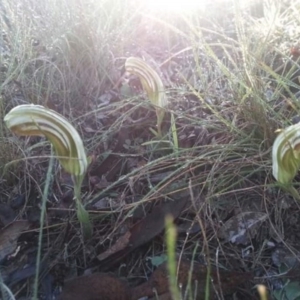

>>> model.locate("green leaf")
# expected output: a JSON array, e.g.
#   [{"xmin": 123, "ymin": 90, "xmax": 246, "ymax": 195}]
[
  {"xmin": 150, "ymin": 255, "xmax": 167, "ymax": 267},
  {"xmin": 285, "ymin": 281, "xmax": 300, "ymax": 300},
  {"xmin": 76, "ymin": 200, "xmax": 93, "ymax": 238}
]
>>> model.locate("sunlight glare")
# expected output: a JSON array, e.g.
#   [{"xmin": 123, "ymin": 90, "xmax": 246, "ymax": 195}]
[{"xmin": 140, "ymin": 0, "xmax": 207, "ymax": 13}]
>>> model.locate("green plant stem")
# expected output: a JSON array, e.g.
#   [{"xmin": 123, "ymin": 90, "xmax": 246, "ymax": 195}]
[
  {"xmin": 285, "ymin": 185, "xmax": 300, "ymax": 201},
  {"xmin": 278, "ymin": 183, "xmax": 300, "ymax": 201},
  {"xmin": 165, "ymin": 215, "xmax": 181, "ymax": 300},
  {"xmin": 73, "ymin": 174, "xmax": 92, "ymax": 238},
  {"xmin": 33, "ymin": 148, "xmax": 55, "ymax": 300}
]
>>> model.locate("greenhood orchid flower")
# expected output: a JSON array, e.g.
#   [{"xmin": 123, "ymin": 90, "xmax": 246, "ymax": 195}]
[
  {"xmin": 125, "ymin": 57, "xmax": 167, "ymax": 137},
  {"xmin": 272, "ymin": 123, "xmax": 300, "ymax": 200},
  {"xmin": 4, "ymin": 104, "xmax": 88, "ymax": 176},
  {"xmin": 4, "ymin": 104, "xmax": 92, "ymax": 236}
]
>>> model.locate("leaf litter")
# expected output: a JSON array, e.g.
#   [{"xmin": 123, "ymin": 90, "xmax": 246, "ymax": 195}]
[{"xmin": 218, "ymin": 211, "xmax": 268, "ymax": 245}]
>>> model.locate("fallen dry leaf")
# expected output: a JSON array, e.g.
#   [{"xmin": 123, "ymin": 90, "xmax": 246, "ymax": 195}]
[
  {"xmin": 96, "ymin": 198, "xmax": 187, "ymax": 264},
  {"xmin": 97, "ymin": 231, "xmax": 131, "ymax": 261},
  {"xmin": 132, "ymin": 259, "xmax": 254, "ymax": 300},
  {"xmin": 59, "ymin": 259, "xmax": 253, "ymax": 300},
  {"xmin": 58, "ymin": 273, "xmax": 130, "ymax": 300},
  {"xmin": 90, "ymin": 128, "xmax": 128, "ymax": 181},
  {"xmin": 271, "ymin": 246, "xmax": 299, "ymax": 268},
  {"xmin": 218, "ymin": 211, "xmax": 268, "ymax": 245},
  {"xmin": 0, "ymin": 203, "xmax": 16, "ymax": 226},
  {"xmin": 0, "ymin": 220, "xmax": 30, "ymax": 263}
]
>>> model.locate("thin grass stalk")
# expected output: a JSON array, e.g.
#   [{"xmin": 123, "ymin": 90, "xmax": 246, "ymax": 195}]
[
  {"xmin": 184, "ymin": 243, "xmax": 199, "ymax": 299},
  {"xmin": 171, "ymin": 113, "xmax": 179, "ymax": 154},
  {"xmin": 189, "ymin": 179, "xmax": 211, "ymax": 300},
  {"xmin": 0, "ymin": 281, "xmax": 15, "ymax": 300},
  {"xmin": 0, "ymin": 270, "xmax": 16, "ymax": 300}
]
